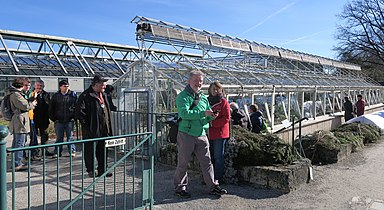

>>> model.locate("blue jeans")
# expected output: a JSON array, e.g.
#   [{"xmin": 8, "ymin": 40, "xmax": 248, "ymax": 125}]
[
  {"xmin": 12, "ymin": 133, "xmax": 27, "ymax": 167},
  {"xmin": 54, "ymin": 121, "xmax": 76, "ymax": 155},
  {"xmin": 209, "ymin": 138, "xmax": 227, "ymax": 181}
]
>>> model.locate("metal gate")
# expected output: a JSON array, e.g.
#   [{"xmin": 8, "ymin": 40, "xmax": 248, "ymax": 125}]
[
  {"xmin": 110, "ymin": 88, "xmax": 154, "ymax": 155},
  {"xmin": 1, "ymin": 87, "xmax": 159, "ymax": 209}
]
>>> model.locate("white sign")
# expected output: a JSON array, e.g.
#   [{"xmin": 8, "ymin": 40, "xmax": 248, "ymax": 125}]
[
  {"xmin": 68, "ymin": 78, "xmax": 84, "ymax": 92},
  {"xmin": 40, "ymin": 78, "xmax": 59, "ymax": 93},
  {"xmin": 105, "ymin": 138, "xmax": 126, "ymax": 147},
  {"xmin": 282, "ymin": 119, "xmax": 291, "ymax": 128}
]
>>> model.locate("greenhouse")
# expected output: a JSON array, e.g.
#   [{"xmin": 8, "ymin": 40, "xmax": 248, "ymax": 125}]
[
  {"xmin": 1, "ymin": 16, "xmax": 383, "ymax": 131},
  {"xmin": 118, "ymin": 16, "xmax": 384, "ymax": 130}
]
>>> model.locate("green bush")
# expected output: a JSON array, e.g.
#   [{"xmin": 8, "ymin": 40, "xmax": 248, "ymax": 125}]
[
  {"xmin": 231, "ymin": 126, "xmax": 299, "ymax": 166},
  {"xmin": 300, "ymin": 122, "xmax": 381, "ymax": 164},
  {"xmin": 332, "ymin": 123, "xmax": 380, "ymax": 144}
]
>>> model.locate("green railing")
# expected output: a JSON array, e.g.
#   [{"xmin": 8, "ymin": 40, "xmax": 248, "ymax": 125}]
[
  {"xmin": 0, "ymin": 126, "xmax": 8, "ymax": 210},
  {"xmin": 1, "ymin": 125, "xmax": 154, "ymax": 210}
]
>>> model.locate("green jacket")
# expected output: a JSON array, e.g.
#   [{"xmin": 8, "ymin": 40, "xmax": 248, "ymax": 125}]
[{"xmin": 176, "ymin": 89, "xmax": 213, "ymax": 137}]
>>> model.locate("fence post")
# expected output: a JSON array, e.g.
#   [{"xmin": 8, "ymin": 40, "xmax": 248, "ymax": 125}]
[{"xmin": 0, "ymin": 125, "xmax": 9, "ymax": 210}]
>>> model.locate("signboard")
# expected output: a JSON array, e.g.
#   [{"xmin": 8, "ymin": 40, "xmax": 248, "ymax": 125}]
[
  {"xmin": 40, "ymin": 78, "xmax": 58, "ymax": 93},
  {"xmin": 282, "ymin": 119, "xmax": 291, "ymax": 128},
  {"xmin": 68, "ymin": 78, "xmax": 84, "ymax": 92},
  {"xmin": 105, "ymin": 138, "xmax": 126, "ymax": 147}
]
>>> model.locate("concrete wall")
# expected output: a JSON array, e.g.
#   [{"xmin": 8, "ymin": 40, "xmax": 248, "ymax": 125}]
[{"xmin": 274, "ymin": 104, "xmax": 384, "ymax": 144}]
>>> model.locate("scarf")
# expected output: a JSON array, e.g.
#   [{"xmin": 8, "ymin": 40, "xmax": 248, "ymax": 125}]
[
  {"xmin": 208, "ymin": 93, "xmax": 223, "ymax": 106},
  {"xmin": 185, "ymin": 84, "xmax": 200, "ymax": 106}
]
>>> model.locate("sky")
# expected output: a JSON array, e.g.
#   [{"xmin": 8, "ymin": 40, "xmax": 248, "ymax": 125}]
[{"xmin": 0, "ymin": 0, "xmax": 349, "ymax": 59}]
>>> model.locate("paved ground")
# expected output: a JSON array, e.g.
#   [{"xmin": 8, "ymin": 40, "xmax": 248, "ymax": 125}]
[
  {"xmin": 152, "ymin": 139, "xmax": 384, "ymax": 210},
  {"xmin": 4, "ymin": 132, "xmax": 384, "ymax": 210}
]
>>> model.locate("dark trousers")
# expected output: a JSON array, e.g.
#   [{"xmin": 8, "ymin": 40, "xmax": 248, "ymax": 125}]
[
  {"xmin": 84, "ymin": 140, "xmax": 107, "ymax": 173},
  {"xmin": 30, "ymin": 121, "xmax": 50, "ymax": 156},
  {"xmin": 35, "ymin": 124, "xmax": 49, "ymax": 145}
]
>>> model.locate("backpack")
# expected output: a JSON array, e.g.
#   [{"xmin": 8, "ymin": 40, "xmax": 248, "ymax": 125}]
[
  {"xmin": 167, "ymin": 97, "xmax": 200, "ymax": 143},
  {"xmin": 167, "ymin": 115, "xmax": 179, "ymax": 143},
  {"xmin": 260, "ymin": 118, "xmax": 269, "ymax": 133},
  {"xmin": 1, "ymin": 94, "xmax": 13, "ymax": 121}
]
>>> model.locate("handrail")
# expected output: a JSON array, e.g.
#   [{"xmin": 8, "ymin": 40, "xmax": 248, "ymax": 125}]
[{"xmin": 273, "ymin": 117, "xmax": 309, "ymax": 134}]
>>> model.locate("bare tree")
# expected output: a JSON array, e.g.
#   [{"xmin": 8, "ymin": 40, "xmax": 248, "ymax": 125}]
[{"xmin": 335, "ymin": 0, "xmax": 384, "ymax": 82}]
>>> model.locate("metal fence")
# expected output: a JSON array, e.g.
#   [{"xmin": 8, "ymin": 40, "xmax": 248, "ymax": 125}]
[
  {"xmin": 1, "ymin": 125, "xmax": 154, "ymax": 210},
  {"xmin": 110, "ymin": 111, "xmax": 176, "ymax": 159}
]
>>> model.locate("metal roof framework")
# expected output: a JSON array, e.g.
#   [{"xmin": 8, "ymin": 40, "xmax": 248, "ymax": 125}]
[
  {"xmin": 0, "ymin": 29, "xmax": 201, "ymax": 78},
  {"xmin": 127, "ymin": 16, "xmax": 384, "ymax": 129},
  {"xmin": 130, "ymin": 16, "xmax": 381, "ymax": 92}
]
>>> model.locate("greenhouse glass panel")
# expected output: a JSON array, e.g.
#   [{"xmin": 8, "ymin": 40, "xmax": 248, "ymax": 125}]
[
  {"xmin": 274, "ymin": 93, "xmax": 288, "ymax": 125},
  {"xmin": 316, "ymin": 92, "xmax": 326, "ymax": 117},
  {"xmin": 290, "ymin": 93, "xmax": 302, "ymax": 119},
  {"xmin": 303, "ymin": 92, "xmax": 314, "ymax": 119}
]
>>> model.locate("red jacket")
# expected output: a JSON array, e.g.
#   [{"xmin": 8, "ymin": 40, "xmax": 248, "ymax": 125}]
[
  {"xmin": 208, "ymin": 98, "xmax": 231, "ymax": 140},
  {"xmin": 355, "ymin": 99, "xmax": 366, "ymax": 116}
]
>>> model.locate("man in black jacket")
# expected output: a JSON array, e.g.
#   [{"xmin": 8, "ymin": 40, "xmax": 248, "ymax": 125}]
[
  {"xmin": 343, "ymin": 96, "xmax": 354, "ymax": 122},
  {"xmin": 75, "ymin": 75, "xmax": 113, "ymax": 178},
  {"xmin": 31, "ymin": 79, "xmax": 53, "ymax": 156},
  {"xmin": 49, "ymin": 80, "xmax": 77, "ymax": 157},
  {"xmin": 249, "ymin": 104, "xmax": 263, "ymax": 133}
]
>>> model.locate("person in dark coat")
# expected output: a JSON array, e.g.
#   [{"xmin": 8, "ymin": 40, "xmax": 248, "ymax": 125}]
[
  {"xmin": 249, "ymin": 104, "xmax": 263, "ymax": 134},
  {"xmin": 31, "ymin": 79, "xmax": 53, "ymax": 156},
  {"xmin": 230, "ymin": 102, "xmax": 251, "ymax": 130},
  {"xmin": 75, "ymin": 75, "xmax": 113, "ymax": 178},
  {"xmin": 343, "ymin": 96, "xmax": 354, "ymax": 122},
  {"xmin": 49, "ymin": 80, "xmax": 77, "ymax": 157}
]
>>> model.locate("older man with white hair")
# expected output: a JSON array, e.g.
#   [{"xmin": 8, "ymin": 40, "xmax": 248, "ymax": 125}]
[{"xmin": 174, "ymin": 70, "xmax": 227, "ymax": 198}]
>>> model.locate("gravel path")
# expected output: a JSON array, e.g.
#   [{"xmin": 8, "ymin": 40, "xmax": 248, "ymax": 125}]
[{"xmin": 153, "ymin": 139, "xmax": 384, "ymax": 210}]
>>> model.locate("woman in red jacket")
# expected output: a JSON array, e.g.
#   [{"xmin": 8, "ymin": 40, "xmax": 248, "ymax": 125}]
[{"xmin": 208, "ymin": 81, "xmax": 231, "ymax": 183}]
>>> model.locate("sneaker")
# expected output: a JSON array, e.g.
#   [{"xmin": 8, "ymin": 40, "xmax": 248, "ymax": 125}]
[
  {"xmin": 88, "ymin": 171, "xmax": 96, "ymax": 178},
  {"xmin": 14, "ymin": 164, "xmax": 28, "ymax": 172},
  {"xmin": 21, "ymin": 158, "xmax": 29, "ymax": 164},
  {"xmin": 97, "ymin": 171, "xmax": 113, "ymax": 177},
  {"xmin": 31, "ymin": 156, "xmax": 41, "ymax": 161},
  {"xmin": 45, "ymin": 151, "xmax": 54, "ymax": 157},
  {"xmin": 210, "ymin": 185, "xmax": 227, "ymax": 196},
  {"xmin": 175, "ymin": 190, "xmax": 191, "ymax": 199}
]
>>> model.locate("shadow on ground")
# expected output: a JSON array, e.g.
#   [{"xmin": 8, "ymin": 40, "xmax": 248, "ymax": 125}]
[{"xmin": 152, "ymin": 163, "xmax": 284, "ymax": 206}]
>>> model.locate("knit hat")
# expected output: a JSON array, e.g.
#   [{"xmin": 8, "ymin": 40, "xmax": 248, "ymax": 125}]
[{"xmin": 59, "ymin": 80, "xmax": 69, "ymax": 87}]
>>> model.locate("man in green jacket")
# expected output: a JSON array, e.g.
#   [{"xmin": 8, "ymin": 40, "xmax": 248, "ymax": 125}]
[{"xmin": 174, "ymin": 70, "xmax": 227, "ymax": 198}]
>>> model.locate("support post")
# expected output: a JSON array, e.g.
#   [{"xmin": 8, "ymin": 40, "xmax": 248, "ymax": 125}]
[
  {"xmin": 0, "ymin": 126, "xmax": 9, "ymax": 210},
  {"xmin": 291, "ymin": 115, "xmax": 295, "ymax": 147},
  {"xmin": 271, "ymin": 86, "xmax": 276, "ymax": 130}
]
